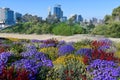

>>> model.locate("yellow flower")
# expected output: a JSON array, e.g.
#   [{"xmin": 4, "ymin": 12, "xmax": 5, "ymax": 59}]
[
  {"xmin": 7, "ymin": 37, "xmax": 20, "ymax": 42},
  {"xmin": 39, "ymin": 47, "xmax": 58, "ymax": 61},
  {"xmin": 115, "ymin": 51, "xmax": 120, "ymax": 58},
  {"xmin": 53, "ymin": 54, "xmax": 84, "ymax": 67}
]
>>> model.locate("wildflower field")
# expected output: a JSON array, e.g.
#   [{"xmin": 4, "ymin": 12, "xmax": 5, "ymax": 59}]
[{"xmin": 0, "ymin": 37, "xmax": 120, "ymax": 80}]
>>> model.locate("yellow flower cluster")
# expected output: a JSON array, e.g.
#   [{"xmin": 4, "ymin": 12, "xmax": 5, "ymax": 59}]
[
  {"xmin": 39, "ymin": 47, "xmax": 58, "ymax": 61},
  {"xmin": 39, "ymin": 47, "xmax": 58, "ymax": 53},
  {"xmin": 115, "ymin": 51, "xmax": 120, "ymax": 58},
  {"xmin": 75, "ymin": 45, "xmax": 91, "ymax": 50},
  {"xmin": 7, "ymin": 37, "xmax": 20, "ymax": 42},
  {"xmin": 53, "ymin": 54, "xmax": 84, "ymax": 66}
]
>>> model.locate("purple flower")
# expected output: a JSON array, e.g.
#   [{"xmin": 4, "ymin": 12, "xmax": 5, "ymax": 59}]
[
  {"xmin": 42, "ymin": 60, "xmax": 53, "ymax": 67},
  {"xmin": 0, "ymin": 52, "xmax": 11, "ymax": 63},
  {"xmin": 31, "ymin": 39, "xmax": 42, "ymax": 43},
  {"xmin": 76, "ymin": 48, "xmax": 92, "ymax": 57},
  {"xmin": 58, "ymin": 45, "xmax": 75, "ymax": 56},
  {"xmin": 87, "ymin": 59, "xmax": 120, "ymax": 80},
  {"xmin": 98, "ymin": 45, "xmax": 110, "ymax": 51},
  {"xmin": 98, "ymin": 38, "xmax": 112, "ymax": 46},
  {"xmin": 14, "ymin": 46, "xmax": 53, "ymax": 76}
]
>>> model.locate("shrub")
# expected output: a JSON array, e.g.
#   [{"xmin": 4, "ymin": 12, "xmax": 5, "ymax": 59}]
[
  {"xmin": 52, "ymin": 23, "xmax": 74, "ymax": 36},
  {"xmin": 47, "ymin": 54, "xmax": 91, "ymax": 80}
]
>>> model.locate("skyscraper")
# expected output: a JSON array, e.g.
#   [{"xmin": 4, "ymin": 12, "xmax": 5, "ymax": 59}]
[
  {"xmin": 53, "ymin": 4, "xmax": 63, "ymax": 19},
  {"xmin": 15, "ymin": 12, "xmax": 22, "ymax": 22},
  {"xmin": 78, "ymin": 15, "xmax": 83, "ymax": 22},
  {"xmin": 0, "ymin": 8, "xmax": 15, "ymax": 26}
]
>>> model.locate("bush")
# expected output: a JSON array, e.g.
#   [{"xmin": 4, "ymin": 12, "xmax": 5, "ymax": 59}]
[
  {"xmin": 47, "ymin": 54, "xmax": 91, "ymax": 80},
  {"xmin": 52, "ymin": 23, "xmax": 73, "ymax": 36}
]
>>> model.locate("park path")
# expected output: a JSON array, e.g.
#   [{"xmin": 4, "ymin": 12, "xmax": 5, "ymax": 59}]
[{"xmin": 0, "ymin": 33, "xmax": 120, "ymax": 42}]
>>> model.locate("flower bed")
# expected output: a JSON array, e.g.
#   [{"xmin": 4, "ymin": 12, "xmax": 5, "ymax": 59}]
[{"xmin": 0, "ymin": 38, "xmax": 120, "ymax": 80}]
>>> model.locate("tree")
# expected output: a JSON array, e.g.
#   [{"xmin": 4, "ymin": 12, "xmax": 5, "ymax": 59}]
[
  {"xmin": 68, "ymin": 14, "xmax": 77, "ymax": 26},
  {"xmin": 112, "ymin": 6, "xmax": 120, "ymax": 17},
  {"xmin": 104, "ymin": 15, "xmax": 112, "ymax": 24},
  {"xmin": 91, "ymin": 24, "xmax": 109, "ymax": 36},
  {"xmin": 22, "ymin": 14, "xmax": 42, "ymax": 23}
]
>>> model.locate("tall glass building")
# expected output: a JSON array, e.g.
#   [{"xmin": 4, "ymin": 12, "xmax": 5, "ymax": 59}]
[
  {"xmin": 0, "ymin": 8, "xmax": 15, "ymax": 25},
  {"xmin": 78, "ymin": 15, "xmax": 83, "ymax": 22},
  {"xmin": 15, "ymin": 12, "xmax": 22, "ymax": 22},
  {"xmin": 53, "ymin": 4, "xmax": 63, "ymax": 19}
]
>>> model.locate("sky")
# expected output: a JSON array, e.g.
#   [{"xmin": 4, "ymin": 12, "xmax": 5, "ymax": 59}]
[{"xmin": 0, "ymin": 0, "xmax": 120, "ymax": 20}]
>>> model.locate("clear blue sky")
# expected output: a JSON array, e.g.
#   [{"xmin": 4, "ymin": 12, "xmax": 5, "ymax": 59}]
[{"xmin": 0, "ymin": 0, "xmax": 120, "ymax": 20}]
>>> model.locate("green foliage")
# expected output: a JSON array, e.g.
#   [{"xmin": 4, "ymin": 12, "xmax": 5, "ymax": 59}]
[
  {"xmin": 91, "ymin": 24, "xmax": 109, "ymax": 36},
  {"xmin": 104, "ymin": 15, "xmax": 113, "ymax": 24},
  {"xmin": 86, "ymin": 24, "xmax": 95, "ymax": 33},
  {"xmin": 112, "ymin": 6, "xmax": 120, "ymax": 18},
  {"xmin": 22, "ymin": 13, "xmax": 42, "ymax": 23},
  {"xmin": 52, "ymin": 23, "xmax": 73, "ymax": 36},
  {"xmin": 107, "ymin": 22, "xmax": 120, "ymax": 37},
  {"xmin": 52, "ymin": 23, "xmax": 86, "ymax": 36},
  {"xmin": 7, "ymin": 55, "xmax": 23, "ymax": 66},
  {"xmin": 92, "ymin": 22, "xmax": 120, "ymax": 38},
  {"xmin": 36, "ymin": 66, "xmax": 51, "ymax": 80},
  {"xmin": 10, "ymin": 43, "xmax": 25, "ymax": 55},
  {"xmin": 74, "ymin": 39, "xmax": 91, "ymax": 50}
]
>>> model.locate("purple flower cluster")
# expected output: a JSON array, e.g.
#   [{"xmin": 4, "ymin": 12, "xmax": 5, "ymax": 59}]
[
  {"xmin": 99, "ymin": 38, "xmax": 113, "ymax": 46},
  {"xmin": 56, "ymin": 40, "xmax": 66, "ymax": 48},
  {"xmin": 13, "ymin": 45, "xmax": 53, "ymax": 76},
  {"xmin": 76, "ymin": 48, "xmax": 92, "ymax": 57},
  {"xmin": 0, "ymin": 52, "xmax": 11, "ymax": 64},
  {"xmin": 98, "ymin": 38, "xmax": 116, "ymax": 52},
  {"xmin": 58, "ymin": 45, "xmax": 75, "ymax": 56},
  {"xmin": 21, "ymin": 45, "xmax": 37, "ymax": 58},
  {"xmin": 87, "ymin": 59, "xmax": 120, "ymax": 80},
  {"xmin": 31, "ymin": 39, "xmax": 42, "ymax": 43},
  {"xmin": 0, "ymin": 52, "xmax": 11, "ymax": 74},
  {"xmin": 98, "ymin": 45, "xmax": 110, "ymax": 51}
]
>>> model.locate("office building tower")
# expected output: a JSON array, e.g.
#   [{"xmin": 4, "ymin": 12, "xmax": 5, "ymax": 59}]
[
  {"xmin": 92, "ymin": 17, "xmax": 98, "ymax": 24},
  {"xmin": 78, "ymin": 15, "xmax": 83, "ymax": 22},
  {"xmin": 0, "ymin": 8, "xmax": 15, "ymax": 25},
  {"xmin": 53, "ymin": 4, "xmax": 63, "ymax": 19},
  {"xmin": 60, "ymin": 16, "xmax": 67, "ymax": 22},
  {"xmin": 15, "ymin": 12, "xmax": 22, "ymax": 22}
]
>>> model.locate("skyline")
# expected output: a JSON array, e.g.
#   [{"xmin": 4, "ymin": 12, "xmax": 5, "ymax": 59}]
[{"xmin": 0, "ymin": 0, "xmax": 120, "ymax": 19}]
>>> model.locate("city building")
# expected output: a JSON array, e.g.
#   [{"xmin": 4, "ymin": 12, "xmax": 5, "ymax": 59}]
[
  {"xmin": 60, "ymin": 16, "xmax": 67, "ymax": 22},
  {"xmin": 98, "ymin": 19, "xmax": 104, "ymax": 24},
  {"xmin": 92, "ymin": 17, "xmax": 98, "ymax": 25},
  {"xmin": 0, "ymin": 8, "xmax": 15, "ymax": 28},
  {"xmin": 15, "ymin": 12, "xmax": 22, "ymax": 23},
  {"xmin": 46, "ymin": 6, "xmax": 58, "ymax": 23},
  {"xmin": 77, "ymin": 15, "xmax": 83, "ymax": 22},
  {"xmin": 53, "ymin": 4, "xmax": 63, "ymax": 19}
]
